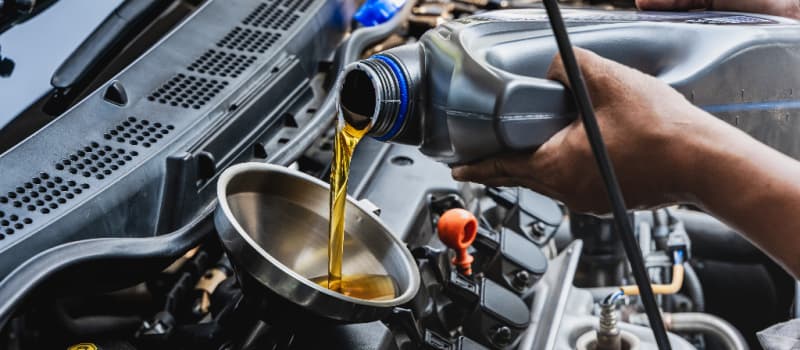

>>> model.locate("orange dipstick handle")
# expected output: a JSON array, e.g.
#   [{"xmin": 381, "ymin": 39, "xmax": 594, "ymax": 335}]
[{"xmin": 437, "ymin": 208, "xmax": 478, "ymax": 275}]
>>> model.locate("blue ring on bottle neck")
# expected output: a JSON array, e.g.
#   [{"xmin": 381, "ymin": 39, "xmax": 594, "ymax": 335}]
[{"xmin": 372, "ymin": 54, "xmax": 408, "ymax": 141}]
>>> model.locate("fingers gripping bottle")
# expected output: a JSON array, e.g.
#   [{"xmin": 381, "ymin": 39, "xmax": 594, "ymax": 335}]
[{"xmin": 337, "ymin": 9, "xmax": 800, "ymax": 164}]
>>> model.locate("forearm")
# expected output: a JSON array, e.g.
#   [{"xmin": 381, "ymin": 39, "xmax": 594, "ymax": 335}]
[{"xmin": 684, "ymin": 116, "xmax": 800, "ymax": 278}]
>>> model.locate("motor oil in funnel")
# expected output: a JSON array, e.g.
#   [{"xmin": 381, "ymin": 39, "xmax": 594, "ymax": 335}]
[{"xmin": 337, "ymin": 9, "xmax": 800, "ymax": 164}]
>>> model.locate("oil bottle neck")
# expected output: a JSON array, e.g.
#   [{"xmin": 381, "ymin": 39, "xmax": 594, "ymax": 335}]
[{"xmin": 338, "ymin": 54, "xmax": 410, "ymax": 141}]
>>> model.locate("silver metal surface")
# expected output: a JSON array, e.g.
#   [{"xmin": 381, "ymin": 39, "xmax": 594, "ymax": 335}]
[
  {"xmin": 214, "ymin": 163, "xmax": 420, "ymax": 323},
  {"xmin": 669, "ymin": 313, "xmax": 749, "ymax": 350},
  {"xmin": 576, "ymin": 330, "xmax": 641, "ymax": 350},
  {"xmin": 519, "ymin": 240, "xmax": 695, "ymax": 350},
  {"xmin": 520, "ymin": 240, "xmax": 584, "ymax": 350}
]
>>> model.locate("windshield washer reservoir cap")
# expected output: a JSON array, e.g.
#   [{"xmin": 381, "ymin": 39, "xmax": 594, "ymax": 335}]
[{"xmin": 354, "ymin": 0, "xmax": 406, "ymax": 26}]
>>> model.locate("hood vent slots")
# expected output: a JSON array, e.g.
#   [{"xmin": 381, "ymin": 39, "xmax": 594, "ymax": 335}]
[
  {"xmin": 0, "ymin": 172, "xmax": 91, "ymax": 238},
  {"xmin": 147, "ymin": 0, "xmax": 306, "ymax": 110},
  {"xmin": 242, "ymin": 2, "xmax": 283, "ymax": 29},
  {"xmin": 103, "ymin": 117, "xmax": 174, "ymax": 148},
  {"xmin": 147, "ymin": 74, "xmax": 229, "ymax": 109},
  {"xmin": 242, "ymin": 0, "xmax": 311, "ymax": 30},
  {"xmin": 0, "ymin": 122, "xmax": 171, "ymax": 241},
  {"xmin": 287, "ymin": 0, "xmax": 313, "ymax": 12},
  {"xmin": 217, "ymin": 26, "xmax": 280, "ymax": 54},
  {"xmin": 55, "ymin": 141, "xmax": 139, "ymax": 181},
  {"xmin": 0, "ymin": 209, "xmax": 32, "ymax": 238},
  {"xmin": 188, "ymin": 49, "xmax": 257, "ymax": 79}
]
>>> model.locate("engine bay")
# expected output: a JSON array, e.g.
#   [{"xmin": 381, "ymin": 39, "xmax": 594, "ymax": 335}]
[{"xmin": 0, "ymin": 0, "xmax": 795, "ymax": 349}]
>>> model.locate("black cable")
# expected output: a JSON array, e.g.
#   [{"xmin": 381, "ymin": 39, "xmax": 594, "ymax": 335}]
[
  {"xmin": 53, "ymin": 302, "xmax": 142, "ymax": 337},
  {"xmin": 538, "ymin": 1, "xmax": 672, "ymax": 349},
  {"xmin": 682, "ymin": 263, "xmax": 706, "ymax": 312}
]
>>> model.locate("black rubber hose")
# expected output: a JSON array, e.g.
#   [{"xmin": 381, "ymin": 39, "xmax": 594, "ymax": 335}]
[
  {"xmin": 54, "ymin": 302, "xmax": 141, "ymax": 337},
  {"xmin": 539, "ymin": 1, "xmax": 671, "ymax": 348},
  {"xmin": 671, "ymin": 209, "xmax": 763, "ymax": 262},
  {"xmin": 682, "ymin": 263, "xmax": 705, "ymax": 312},
  {"xmin": 0, "ymin": 202, "xmax": 216, "ymax": 330},
  {"xmin": 267, "ymin": 0, "xmax": 415, "ymax": 166}
]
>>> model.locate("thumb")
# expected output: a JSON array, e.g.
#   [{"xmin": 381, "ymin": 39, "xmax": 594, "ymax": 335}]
[
  {"xmin": 545, "ymin": 46, "xmax": 604, "ymax": 91},
  {"xmin": 546, "ymin": 47, "xmax": 626, "ymax": 106}
]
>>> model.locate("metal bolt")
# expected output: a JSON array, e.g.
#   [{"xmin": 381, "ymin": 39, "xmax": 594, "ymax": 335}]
[
  {"xmin": 512, "ymin": 270, "xmax": 531, "ymax": 290},
  {"xmin": 490, "ymin": 326, "xmax": 512, "ymax": 346},
  {"xmin": 597, "ymin": 302, "xmax": 622, "ymax": 350},
  {"xmin": 532, "ymin": 221, "xmax": 548, "ymax": 236}
]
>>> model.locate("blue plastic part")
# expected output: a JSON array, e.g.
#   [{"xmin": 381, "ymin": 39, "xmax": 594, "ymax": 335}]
[
  {"xmin": 354, "ymin": 0, "xmax": 406, "ymax": 27},
  {"xmin": 372, "ymin": 55, "xmax": 408, "ymax": 142},
  {"xmin": 673, "ymin": 249, "xmax": 685, "ymax": 264}
]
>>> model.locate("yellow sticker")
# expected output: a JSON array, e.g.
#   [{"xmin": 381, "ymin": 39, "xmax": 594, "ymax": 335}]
[{"xmin": 67, "ymin": 343, "xmax": 98, "ymax": 350}]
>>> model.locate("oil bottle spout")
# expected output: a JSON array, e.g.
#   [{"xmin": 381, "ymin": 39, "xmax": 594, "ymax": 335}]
[{"xmin": 337, "ymin": 44, "xmax": 423, "ymax": 143}]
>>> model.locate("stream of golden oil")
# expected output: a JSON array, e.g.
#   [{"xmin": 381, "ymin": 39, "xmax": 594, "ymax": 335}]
[{"xmin": 327, "ymin": 117, "xmax": 398, "ymax": 300}]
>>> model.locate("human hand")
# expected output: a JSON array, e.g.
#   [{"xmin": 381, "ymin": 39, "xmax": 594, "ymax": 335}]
[
  {"xmin": 451, "ymin": 48, "xmax": 724, "ymax": 214},
  {"xmin": 635, "ymin": 0, "xmax": 800, "ymax": 19}
]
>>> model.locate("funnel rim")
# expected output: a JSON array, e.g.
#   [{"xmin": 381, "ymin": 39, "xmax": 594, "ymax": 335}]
[{"xmin": 216, "ymin": 163, "xmax": 420, "ymax": 311}]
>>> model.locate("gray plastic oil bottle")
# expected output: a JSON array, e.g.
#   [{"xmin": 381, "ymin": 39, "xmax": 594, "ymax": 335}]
[{"xmin": 337, "ymin": 9, "xmax": 800, "ymax": 164}]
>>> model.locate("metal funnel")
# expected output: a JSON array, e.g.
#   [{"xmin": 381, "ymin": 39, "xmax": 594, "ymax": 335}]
[{"xmin": 214, "ymin": 163, "xmax": 420, "ymax": 323}]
